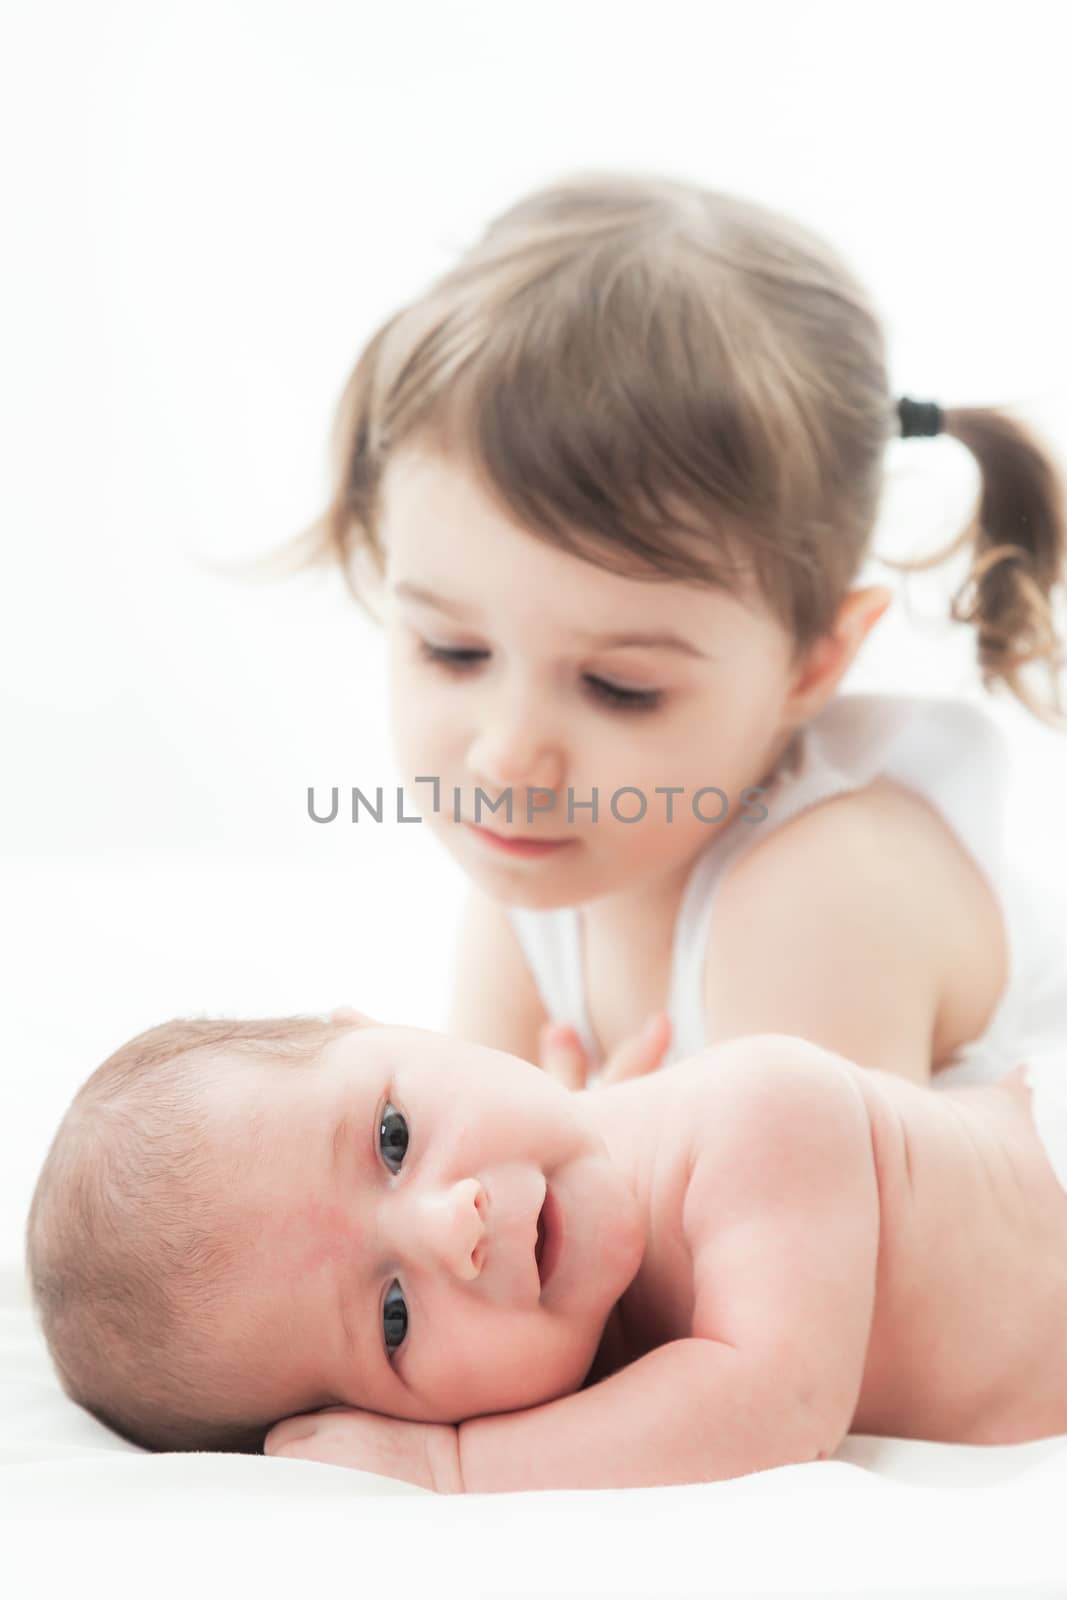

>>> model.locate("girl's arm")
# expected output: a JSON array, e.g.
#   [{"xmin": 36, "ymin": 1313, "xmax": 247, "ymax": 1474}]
[
  {"xmin": 448, "ymin": 885, "xmax": 671, "ymax": 1088},
  {"xmin": 700, "ymin": 796, "xmax": 969, "ymax": 1084},
  {"xmin": 446, "ymin": 886, "xmax": 549, "ymax": 1063}
]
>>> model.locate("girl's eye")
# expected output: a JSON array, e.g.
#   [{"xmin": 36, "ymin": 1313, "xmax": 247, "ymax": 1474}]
[
  {"xmin": 379, "ymin": 1102, "xmax": 408, "ymax": 1173},
  {"xmin": 383, "ymin": 1280, "xmax": 408, "ymax": 1358},
  {"xmin": 418, "ymin": 642, "xmax": 662, "ymax": 713},
  {"xmin": 418, "ymin": 642, "xmax": 488, "ymax": 670},
  {"xmin": 588, "ymin": 677, "xmax": 661, "ymax": 712}
]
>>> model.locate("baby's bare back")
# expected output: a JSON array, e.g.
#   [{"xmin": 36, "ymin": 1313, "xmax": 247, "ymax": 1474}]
[{"xmin": 851, "ymin": 1061, "xmax": 1067, "ymax": 1443}]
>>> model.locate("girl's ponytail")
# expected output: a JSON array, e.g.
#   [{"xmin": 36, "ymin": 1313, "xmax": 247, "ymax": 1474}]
[{"xmin": 888, "ymin": 404, "xmax": 1067, "ymax": 726}]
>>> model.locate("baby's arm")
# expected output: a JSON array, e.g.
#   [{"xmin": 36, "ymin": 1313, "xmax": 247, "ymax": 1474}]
[
  {"xmin": 456, "ymin": 1049, "xmax": 880, "ymax": 1491},
  {"xmin": 265, "ymin": 1336, "xmax": 838, "ymax": 1493},
  {"xmin": 457, "ymin": 1336, "xmax": 829, "ymax": 1493}
]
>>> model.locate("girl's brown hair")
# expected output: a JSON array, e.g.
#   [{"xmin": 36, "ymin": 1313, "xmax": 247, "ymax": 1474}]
[{"xmin": 296, "ymin": 170, "xmax": 1067, "ymax": 724}]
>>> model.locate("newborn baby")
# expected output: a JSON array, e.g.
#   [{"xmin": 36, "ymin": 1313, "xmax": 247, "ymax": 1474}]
[{"xmin": 24, "ymin": 1011, "xmax": 1067, "ymax": 1492}]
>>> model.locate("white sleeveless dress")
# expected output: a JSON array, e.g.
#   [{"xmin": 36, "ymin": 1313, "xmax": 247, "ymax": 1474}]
[{"xmin": 506, "ymin": 693, "xmax": 1067, "ymax": 1089}]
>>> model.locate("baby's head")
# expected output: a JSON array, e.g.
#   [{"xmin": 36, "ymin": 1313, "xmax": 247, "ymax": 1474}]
[{"xmin": 25, "ymin": 1014, "xmax": 643, "ymax": 1453}]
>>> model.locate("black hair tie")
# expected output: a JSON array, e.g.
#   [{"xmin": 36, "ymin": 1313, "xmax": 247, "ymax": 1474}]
[{"xmin": 897, "ymin": 396, "xmax": 943, "ymax": 438}]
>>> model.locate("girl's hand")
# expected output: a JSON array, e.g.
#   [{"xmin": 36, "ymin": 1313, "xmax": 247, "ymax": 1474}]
[
  {"xmin": 537, "ymin": 1011, "xmax": 672, "ymax": 1090},
  {"xmin": 264, "ymin": 1405, "xmax": 463, "ymax": 1494}
]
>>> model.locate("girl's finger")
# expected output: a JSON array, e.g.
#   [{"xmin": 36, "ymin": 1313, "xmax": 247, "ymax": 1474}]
[
  {"xmin": 598, "ymin": 1011, "xmax": 672, "ymax": 1085},
  {"xmin": 538, "ymin": 1022, "xmax": 588, "ymax": 1091}
]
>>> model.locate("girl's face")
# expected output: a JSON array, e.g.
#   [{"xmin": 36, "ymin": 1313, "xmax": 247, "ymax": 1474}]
[{"xmin": 378, "ymin": 449, "xmax": 815, "ymax": 911}]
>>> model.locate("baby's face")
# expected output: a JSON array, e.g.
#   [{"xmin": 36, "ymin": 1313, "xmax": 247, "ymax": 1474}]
[{"xmin": 208, "ymin": 1022, "xmax": 645, "ymax": 1427}]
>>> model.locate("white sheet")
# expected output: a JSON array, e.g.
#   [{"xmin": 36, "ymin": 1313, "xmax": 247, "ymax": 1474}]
[{"xmin": 4, "ymin": 1242, "xmax": 1067, "ymax": 1597}]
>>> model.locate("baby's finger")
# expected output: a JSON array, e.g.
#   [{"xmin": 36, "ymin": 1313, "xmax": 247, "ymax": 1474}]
[
  {"xmin": 263, "ymin": 1416, "xmax": 317, "ymax": 1454},
  {"xmin": 538, "ymin": 1022, "xmax": 588, "ymax": 1091},
  {"xmin": 599, "ymin": 1011, "xmax": 672, "ymax": 1085}
]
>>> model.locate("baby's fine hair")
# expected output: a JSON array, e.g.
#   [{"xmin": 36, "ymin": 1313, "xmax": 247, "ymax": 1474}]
[
  {"xmin": 24, "ymin": 1015, "xmax": 347, "ymax": 1455},
  {"xmin": 296, "ymin": 168, "xmax": 1066, "ymax": 723}
]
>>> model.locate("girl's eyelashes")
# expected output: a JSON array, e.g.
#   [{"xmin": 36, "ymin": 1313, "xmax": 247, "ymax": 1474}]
[{"xmin": 416, "ymin": 641, "xmax": 663, "ymax": 713}]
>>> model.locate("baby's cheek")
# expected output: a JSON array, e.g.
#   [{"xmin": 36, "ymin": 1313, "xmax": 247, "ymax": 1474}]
[{"xmin": 283, "ymin": 1199, "xmax": 359, "ymax": 1274}]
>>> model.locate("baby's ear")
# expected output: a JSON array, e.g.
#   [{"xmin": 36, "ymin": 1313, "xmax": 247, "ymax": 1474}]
[{"xmin": 328, "ymin": 1006, "xmax": 377, "ymax": 1028}]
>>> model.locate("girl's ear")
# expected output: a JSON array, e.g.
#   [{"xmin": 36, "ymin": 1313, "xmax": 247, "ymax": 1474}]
[{"xmin": 785, "ymin": 584, "xmax": 892, "ymax": 719}]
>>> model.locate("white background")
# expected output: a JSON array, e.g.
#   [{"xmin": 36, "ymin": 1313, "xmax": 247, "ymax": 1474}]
[{"xmin": 2, "ymin": 0, "xmax": 1065, "ymax": 1272}]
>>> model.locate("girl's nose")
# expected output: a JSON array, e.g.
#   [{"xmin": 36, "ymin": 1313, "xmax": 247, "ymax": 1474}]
[
  {"xmin": 416, "ymin": 1177, "xmax": 488, "ymax": 1280},
  {"xmin": 468, "ymin": 720, "xmax": 564, "ymax": 798}
]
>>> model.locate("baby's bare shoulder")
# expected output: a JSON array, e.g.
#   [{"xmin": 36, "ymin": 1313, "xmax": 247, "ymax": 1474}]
[
  {"xmin": 669, "ymin": 1034, "xmax": 877, "ymax": 1231},
  {"xmin": 671, "ymin": 1032, "xmax": 871, "ymax": 1136},
  {"xmin": 659, "ymin": 1035, "xmax": 882, "ymax": 1363}
]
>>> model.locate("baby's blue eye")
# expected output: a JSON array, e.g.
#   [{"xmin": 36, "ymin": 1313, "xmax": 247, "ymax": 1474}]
[
  {"xmin": 379, "ymin": 1102, "xmax": 408, "ymax": 1173},
  {"xmin": 383, "ymin": 1281, "xmax": 408, "ymax": 1357}
]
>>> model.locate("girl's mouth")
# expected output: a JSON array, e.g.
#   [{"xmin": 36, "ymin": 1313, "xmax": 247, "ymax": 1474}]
[{"xmin": 466, "ymin": 824, "xmax": 572, "ymax": 859}]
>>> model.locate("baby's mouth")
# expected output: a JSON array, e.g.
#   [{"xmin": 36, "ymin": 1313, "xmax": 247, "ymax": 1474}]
[{"xmin": 534, "ymin": 1184, "xmax": 562, "ymax": 1291}]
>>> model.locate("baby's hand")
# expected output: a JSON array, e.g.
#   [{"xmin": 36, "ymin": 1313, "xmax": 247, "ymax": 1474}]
[
  {"xmin": 538, "ymin": 1011, "xmax": 671, "ymax": 1090},
  {"xmin": 264, "ymin": 1405, "xmax": 463, "ymax": 1493}
]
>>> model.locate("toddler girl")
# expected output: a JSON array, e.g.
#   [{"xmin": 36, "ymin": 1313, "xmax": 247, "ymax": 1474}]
[{"xmin": 290, "ymin": 171, "xmax": 1067, "ymax": 1092}]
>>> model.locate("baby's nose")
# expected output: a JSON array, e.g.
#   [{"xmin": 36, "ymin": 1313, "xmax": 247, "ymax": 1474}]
[{"xmin": 420, "ymin": 1178, "xmax": 487, "ymax": 1279}]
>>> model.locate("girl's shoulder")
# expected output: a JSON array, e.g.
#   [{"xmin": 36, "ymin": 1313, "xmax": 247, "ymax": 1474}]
[
  {"xmin": 674, "ymin": 693, "xmax": 1014, "ymax": 1074},
  {"xmin": 738, "ymin": 764, "xmax": 998, "ymax": 933},
  {"xmin": 808, "ymin": 691, "xmax": 1010, "ymax": 779},
  {"xmin": 760, "ymin": 691, "xmax": 1011, "ymax": 883},
  {"xmin": 714, "ymin": 769, "xmax": 1008, "ymax": 1072},
  {"xmin": 736, "ymin": 771, "xmax": 959, "ymax": 890}
]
